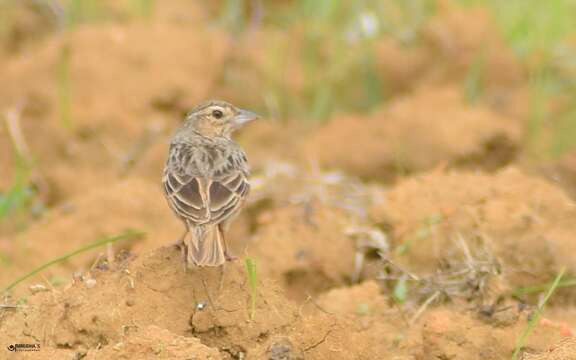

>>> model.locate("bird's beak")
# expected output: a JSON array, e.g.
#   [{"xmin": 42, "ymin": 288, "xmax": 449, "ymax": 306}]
[{"xmin": 233, "ymin": 109, "xmax": 259, "ymax": 127}]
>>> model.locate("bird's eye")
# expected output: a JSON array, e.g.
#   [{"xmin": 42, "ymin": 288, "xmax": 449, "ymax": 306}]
[{"xmin": 212, "ymin": 109, "xmax": 223, "ymax": 119}]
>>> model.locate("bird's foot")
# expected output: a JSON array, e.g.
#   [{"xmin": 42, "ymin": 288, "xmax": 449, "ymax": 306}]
[
  {"xmin": 224, "ymin": 251, "xmax": 238, "ymax": 262},
  {"xmin": 172, "ymin": 237, "xmax": 184, "ymax": 248},
  {"xmin": 173, "ymin": 241, "xmax": 189, "ymax": 272}
]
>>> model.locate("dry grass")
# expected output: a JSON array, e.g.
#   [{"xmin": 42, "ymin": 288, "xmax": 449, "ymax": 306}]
[{"xmin": 379, "ymin": 233, "xmax": 503, "ymax": 322}]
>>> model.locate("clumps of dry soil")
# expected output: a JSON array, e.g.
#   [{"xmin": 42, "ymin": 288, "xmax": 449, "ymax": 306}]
[
  {"xmin": 83, "ymin": 325, "xmax": 221, "ymax": 360},
  {"xmin": 1, "ymin": 246, "xmax": 298, "ymax": 359},
  {"xmin": 541, "ymin": 150, "xmax": 576, "ymax": 201},
  {"xmin": 0, "ymin": 16, "xmax": 228, "ymax": 200},
  {"xmin": 304, "ymin": 86, "xmax": 521, "ymax": 181},
  {"xmin": 420, "ymin": 307, "xmax": 563, "ymax": 359},
  {"xmin": 4, "ymin": 251, "xmax": 568, "ymax": 360},
  {"xmin": 524, "ymin": 338, "xmax": 576, "ymax": 360},
  {"xmin": 423, "ymin": 1, "xmax": 524, "ymax": 93},
  {"xmin": 4, "ymin": 164, "xmax": 576, "ymax": 359},
  {"xmin": 0, "ymin": 178, "xmax": 183, "ymax": 296},
  {"xmin": 247, "ymin": 202, "xmax": 357, "ymax": 301},
  {"xmin": 372, "ymin": 167, "xmax": 576, "ymax": 299}
]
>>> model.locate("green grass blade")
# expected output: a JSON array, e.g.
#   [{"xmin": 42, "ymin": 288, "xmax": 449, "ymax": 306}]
[
  {"xmin": 464, "ymin": 52, "xmax": 485, "ymax": 104},
  {"xmin": 512, "ymin": 267, "xmax": 566, "ymax": 359},
  {"xmin": 2, "ymin": 230, "xmax": 145, "ymax": 293},
  {"xmin": 393, "ymin": 275, "xmax": 408, "ymax": 304},
  {"xmin": 513, "ymin": 278, "xmax": 576, "ymax": 297},
  {"xmin": 245, "ymin": 257, "xmax": 257, "ymax": 320}
]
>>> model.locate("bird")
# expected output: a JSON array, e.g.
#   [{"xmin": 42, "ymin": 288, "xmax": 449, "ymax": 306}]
[{"xmin": 162, "ymin": 100, "xmax": 258, "ymax": 267}]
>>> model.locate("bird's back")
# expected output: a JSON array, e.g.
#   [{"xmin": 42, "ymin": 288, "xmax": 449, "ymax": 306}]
[
  {"xmin": 168, "ymin": 132, "xmax": 248, "ymax": 179},
  {"xmin": 163, "ymin": 132, "xmax": 250, "ymax": 227}
]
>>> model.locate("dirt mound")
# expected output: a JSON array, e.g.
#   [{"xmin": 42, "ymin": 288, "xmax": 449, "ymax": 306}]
[
  {"xmin": 1, "ymin": 245, "xmax": 570, "ymax": 359},
  {"xmin": 373, "ymin": 38, "xmax": 430, "ymax": 96},
  {"xmin": 421, "ymin": 308, "xmax": 564, "ymax": 360},
  {"xmin": 1, "ymin": 246, "xmax": 298, "ymax": 359},
  {"xmin": 0, "ymin": 20, "xmax": 228, "ymax": 131},
  {"xmin": 307, "ymin": 281, "xmax": 418, "ymax": 359},
  {"xmin": 524, "ymin": 338, "xmax": 576, "ymax": 360},
  {"xmin": 370, "ymin": 0, "xmax": 528, "ymax": 123},
  {"xmin": 0, "ymin": 18, "xmax": 228, "ymax": 203},
  {"xmin": 372, "ymin": 167, "xmax": 576, "ymax": 292},
  {"xmin": 373, "ymin": 0, "xmax": 525, "ymax": 107},
  {"xmin": 0, "ymin": 1, "xmax": 58, "ymax": 55},
  {"xmin": 84, "ymin": 325, "xmax": 221, "ymax": 360},
  {"xmin": 542, "ymin": 150, "xmax": 576, "ymax": 200},
  {"xmin": 247, "ymin": 202, "xmax": 357, "ymax": 301},
  {"xmin": 423, "ymin": 1, "xmax": 524, "ymax": 92},
  {"xmin": 305, "ymin": 86, "xmax": 521, "ymax": 181},
  {"xmin": 0, "ymin": 178, "xmax": 182, "ymax": 296}
]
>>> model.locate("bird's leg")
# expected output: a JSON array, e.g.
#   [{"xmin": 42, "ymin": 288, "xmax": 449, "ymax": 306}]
[
  {"xmin": 219, "ymin": 224, "xmax": 237, "ymax": 262},
  {"xmin": 174, "ymin": 225, "xmax": 189, "ymax": 271},
  {"xmin": 218, "ymin": 263, "xmax": 226, "ymax": 291}
]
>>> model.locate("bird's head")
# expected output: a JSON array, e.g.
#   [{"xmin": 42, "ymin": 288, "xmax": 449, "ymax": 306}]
[{"xmin": 183, "ymin": 100, "xmax": 259, "ymax": 138}]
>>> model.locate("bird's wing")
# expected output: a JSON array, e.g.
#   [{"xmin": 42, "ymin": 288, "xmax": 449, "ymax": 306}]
[
  {"xmin": 163, "ymin": 145, "xmax": 249, "ymax": 226},
  {"xmin": 206, "ymin": 170, "xmax": 250, "ymax": 224}
]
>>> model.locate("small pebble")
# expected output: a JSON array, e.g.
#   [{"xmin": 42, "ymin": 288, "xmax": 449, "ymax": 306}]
[
  {"xmin": 28, "ymin": 284, "xmax": 48, "ymax": 294},
  {"xmin": 72, "ymin": 272, "xmax": 83, "ymax": 283},
  {"xmin": 85, "ymin": 278, "xmax": 97, "ymax": 288}
]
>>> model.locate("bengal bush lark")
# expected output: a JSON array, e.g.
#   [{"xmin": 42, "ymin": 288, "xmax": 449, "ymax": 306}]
[{"xmin": 163, "ymin": 100, "xmax": 258, "ymax": 267}]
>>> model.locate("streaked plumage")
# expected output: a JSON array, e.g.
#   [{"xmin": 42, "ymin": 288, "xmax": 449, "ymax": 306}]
[{"xmin": 162, "ymin": 100, "xmax": 257, "ymax": 267}]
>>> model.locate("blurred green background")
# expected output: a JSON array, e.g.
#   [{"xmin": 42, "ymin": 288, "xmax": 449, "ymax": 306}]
[{"xmin": 1, "ymin": 0, "xmax": 576, "ymax": 229}]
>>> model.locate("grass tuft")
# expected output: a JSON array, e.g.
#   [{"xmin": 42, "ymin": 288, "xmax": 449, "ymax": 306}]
[
  {"xmin": 1, "ymin": 109, "xmax": 41, "ymax": 229},
  {"xmin": 0, "ymin": 168, "xmax": 34, "ymax": 221}
]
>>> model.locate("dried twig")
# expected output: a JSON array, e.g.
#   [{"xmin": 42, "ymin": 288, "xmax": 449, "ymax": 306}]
[
  {"xmin": 0, "ymin": 304, "xmax": 21, "ymax": 309},
  {"xmin": 410, "ymin": 291, "xmax": 440, "ymax": 325},
  {"xmin": 5, "ymin": 105, "xmax": 30, "ymax": 159},
  {"xmin": 4, "ymin": 104, "xmax": 49, "ymax": 198}
]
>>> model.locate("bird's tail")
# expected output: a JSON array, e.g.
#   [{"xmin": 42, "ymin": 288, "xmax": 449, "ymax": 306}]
[{"xmin": 185, "ymin": 224, "xmax": 226, "ymax": 267}]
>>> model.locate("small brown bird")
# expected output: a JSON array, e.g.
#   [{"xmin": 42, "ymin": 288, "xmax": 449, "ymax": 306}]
[{"xmin": 162, "ymin": 100, "xmax": 258, "ymax": 267}]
